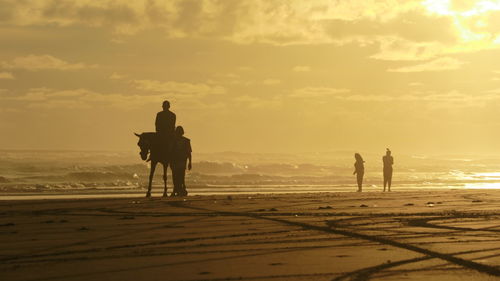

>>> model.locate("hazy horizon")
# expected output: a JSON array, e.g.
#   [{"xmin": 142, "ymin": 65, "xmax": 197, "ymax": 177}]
[
  {"xmin": 4, "ymin": 147, "xmax": 500, "ymax": 159},
  {"xmin": 2, "ymin": 1, "xmax": 500, "ymax": 154}
]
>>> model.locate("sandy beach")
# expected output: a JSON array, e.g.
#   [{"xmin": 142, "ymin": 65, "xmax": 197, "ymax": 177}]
[{"xmin": 1, "ymin": 190, "xmax": 500, "ymax": 281}]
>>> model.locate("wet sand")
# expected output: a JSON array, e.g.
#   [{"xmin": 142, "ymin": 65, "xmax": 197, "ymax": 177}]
[{"xmin": 1, "ymin": 190, "xmax": 500, "ymax": 281}]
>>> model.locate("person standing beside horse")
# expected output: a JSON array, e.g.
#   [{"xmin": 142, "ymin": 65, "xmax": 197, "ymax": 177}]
[{"xmin": 171, "ymin": 126, "xmax": 192, "ymax": 196}]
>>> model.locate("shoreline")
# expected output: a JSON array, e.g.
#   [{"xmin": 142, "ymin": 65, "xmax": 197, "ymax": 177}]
[{"xmin": 1, "ymin": 184, "xmax": 499, "ymax": 201}]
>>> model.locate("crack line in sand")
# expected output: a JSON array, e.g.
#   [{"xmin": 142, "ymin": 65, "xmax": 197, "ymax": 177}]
[{"xmin": 172, "ymin": 203, "xmax": 500, "ymax": 277}]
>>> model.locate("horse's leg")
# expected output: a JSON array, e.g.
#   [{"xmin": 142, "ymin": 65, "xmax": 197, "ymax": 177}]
[
  {"xmin": 162, "ymin": 163, "xmax": 168, "ymax": 197},
  {"xmin": 147, "ymin": 161, "xmax": 157, "ymax": 197}
]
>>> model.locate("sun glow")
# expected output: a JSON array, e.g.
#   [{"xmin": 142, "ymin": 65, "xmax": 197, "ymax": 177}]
[
  {"xmin": 423, "ymin": 0, "xmax": 500, "ymax": 17},
  {"xmin": 422, "ymin": 0, "xmax": 500, "ymax": 47}
]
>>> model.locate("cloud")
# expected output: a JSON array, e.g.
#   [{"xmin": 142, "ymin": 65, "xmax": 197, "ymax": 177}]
[
  {"xmin": 408, "ymin": 82, "xmax": 424, "ymax": 86},
  {"xmin": 110, "ymin": 72, "xmax": 126, "ymax": 80},
  {"xmin": 132, "ymin": 79, "xmax": 226, "ymax": 95},
  {"xmin": 1, "ymin": 55, "xmax": 95, "ymax": 71},
  {"xmin": 262, "ymin": 79, "xmax": 281, "ymax": 85},
  {"xmin": 0, "ymin": 79, "xmax": 228, "ymax": 111},
  {"xmin": 292, "ymin": 66, "xmax": 311, "ymax": 72},
  {"xmin": 289, "ymin": 87, "xmax": 497, "ymax": 106},
  {"xmin": 388, "ymin": 57, "xmax": 465, "ymax": 72},
  {"xmin": 292, "ymin": 87, "xmax": 351, "ymax": 98},
  {"xmin": 0, "ymin": 0, "xmax": 439, "ymax": 46},
  {"xmin": 0, "ymin": 72, "xmax": 14, "ymax": 79},
  {"xmin": 492, "ymin": 70, "xmax": 500, "ymax": 81},
  {"xmin": 233, "ymin": 95, "xmax": 283, "ymax": 109},
  {"xmin": 10, "ymin": 0, "xmax": 500, "ymax": 55},
  {"xmin": 238, "ymin": 66, "xmax": 253, "ymax": 71},
  {"xmin": 0, "ymin": 0, "xmax": 141, "ymax": 34},
  {"xmin": 2, "ymin": 0, "xmax": 499, "ymax": 56},
  {"xmin": 0, "ymin": 86, "xmax": 233, "ymax": 112},
  {"xmin": 0, "ymin": 87, "xmax": 188, "ymax": 109},
  {"xmin": 370, "ymin": 36, "xmax": 445, "ymax": 61}
]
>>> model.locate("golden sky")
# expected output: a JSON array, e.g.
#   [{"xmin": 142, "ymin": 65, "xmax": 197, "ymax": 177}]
[{"xmin": 1, "ymin": 0, "xmax": 500, "ymax": 154}]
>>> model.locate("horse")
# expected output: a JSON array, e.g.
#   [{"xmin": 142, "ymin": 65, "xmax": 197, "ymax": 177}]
[{"xmin": 134, "ymin": 132, "xmax": 170, "ymax": 197}]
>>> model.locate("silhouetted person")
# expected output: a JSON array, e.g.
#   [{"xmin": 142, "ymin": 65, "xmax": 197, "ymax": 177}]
[
  {"xmin": 156, "ymin": 101, "xmax": 176, "ymax": 134},
  {"xmin": 155, "ymin": 100, "xmax": 176, "ymax": 159},
  {"xmin": 353, "ymin": 153, "xmax": 365, "ymax": 192},
  {"xmin": 171, "ymin": 126, "xmax": 192, "ymax": 196},
  {"xmin": 383, "ymin": 148, "xmax": 394, "ymax": 192}
]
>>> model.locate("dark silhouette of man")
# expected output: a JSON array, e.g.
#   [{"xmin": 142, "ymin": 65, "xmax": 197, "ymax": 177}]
[
  {"xmin": 171, "ymin": 126, "xmax": 192, "ymax": 196},
  {"xmin": 155, "ymin": 100, "xmax": 176, "ymax": 159},
  {"xmin": 156, "ymin": 100, "xmax": 176, "ymax": 135}
]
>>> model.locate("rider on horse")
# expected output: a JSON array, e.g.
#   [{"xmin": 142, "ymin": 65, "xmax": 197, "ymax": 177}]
[{"xmin": 155, "ymin": 100, "xmax": 176, "ymax": 160}]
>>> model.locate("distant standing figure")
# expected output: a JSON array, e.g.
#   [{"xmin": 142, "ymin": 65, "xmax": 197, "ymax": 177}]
[
  {"xmin": 171, "ymin": 126, "xmax": 192, "ymax": 196},
  {"xmin": 383, "ymin": 148, "xmax": 394, "ymax": 192},
  {"xmin": 353, "ymin": 153, "xmax": 365, "ymax": 192}
]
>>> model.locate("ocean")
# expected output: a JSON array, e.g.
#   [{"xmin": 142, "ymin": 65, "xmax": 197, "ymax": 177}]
[{"xmin": 1, "ymin": 150, "xmax": 500, "ymax": 200}]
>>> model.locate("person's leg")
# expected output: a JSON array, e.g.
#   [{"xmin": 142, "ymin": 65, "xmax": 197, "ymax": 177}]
[
  {"xmin": 179, "ymin": 161, "xmax": 187, "ymax": 196},
  {"xmin": 171, "ymin": 163, "xmax": 181, "ymax": 196},
  {"xmin": 181, "ymin": 183, "xmax": 188, "ymax": 196},
  {"xmin": 360, "ymin": 172, "xmax": 364, "ymax": 191},
  {"xmin": 383, "ymin": 171, "xmax": 387, "ymax": 192},
  {"xmin": 357, "ymin": 173, "xmax": 363, "ymax": 192},
  {"xmin": 179, "ymin": 170, "xmax": 186, "ymax": 196},
  {"xmin": 388, "ymin": 171, "xmax": 392, "ymax": 191}
]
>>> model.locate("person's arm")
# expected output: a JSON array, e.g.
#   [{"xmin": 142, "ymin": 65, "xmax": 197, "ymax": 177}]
[
  {"xmin": 155, "ymin": 113, "xmax": 160, "ymax": 132},
  {"xmin": 353, "ymin": 164, "xmax": 357, "ymax": 175},
  {"xmin": 187, "ymin": 139, "xmax": 192, "ymax": 170}
]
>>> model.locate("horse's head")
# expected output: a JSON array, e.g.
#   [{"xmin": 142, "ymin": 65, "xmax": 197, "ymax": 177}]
[{"xmin": 134, "ymin": 133, "xmax": 149, "ymax": 161}]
